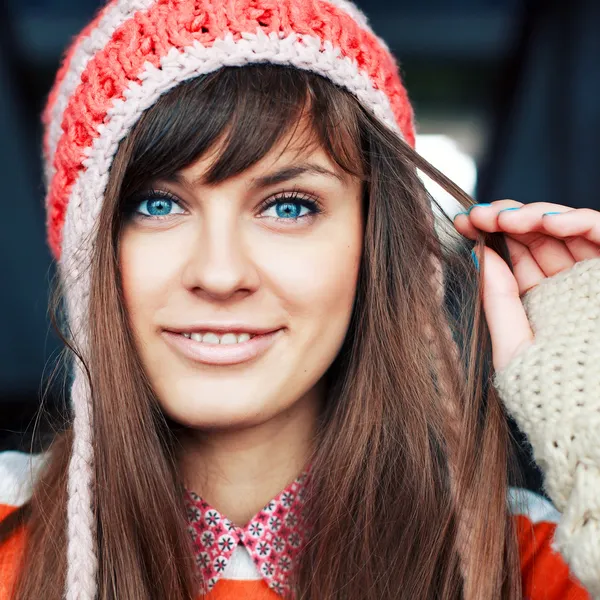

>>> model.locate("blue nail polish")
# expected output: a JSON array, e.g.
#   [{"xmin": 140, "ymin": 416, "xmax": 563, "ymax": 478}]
[
  {"xmin": 453, "ymin": 211, "xmax": 468, "ymax": 220},
  {"xmin": 471, "ymin": 249, "xmax": 479, "ymax": 271},
  {"xmin": 467, "ymin": 203, "xmax": 491, "ymax": 214},
  {"xmin": 543, "ymin": 212, "xmax": 562, "ymax": 216},
  {"xmin": 498, "ymin": 207, "xmax": 520, "ymax": 213}
]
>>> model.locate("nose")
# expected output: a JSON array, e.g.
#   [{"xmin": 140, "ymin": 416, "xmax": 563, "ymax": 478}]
[{"xmin": 181, "ymin": 205, "xmax": 259, "ymax": 301}]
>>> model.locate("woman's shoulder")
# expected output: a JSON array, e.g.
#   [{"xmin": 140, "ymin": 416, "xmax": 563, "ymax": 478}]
[
  {"xmin": 0, "ymin": 455, "xmax": 592, "ymax": 599},
  {"xmin": 0, "ymin": 449, "xmax": 50, "ymax": 598},
  {"xmin": 0, "ymin": 450, "xmax": 50, "ymax": 599},
  {"xmin": 508, "ymin": 486, "xmax": 591, "ymax": 599},
  {"xmin": 0, "ymin": 450, "xmax": 49, "ymax": 508}
]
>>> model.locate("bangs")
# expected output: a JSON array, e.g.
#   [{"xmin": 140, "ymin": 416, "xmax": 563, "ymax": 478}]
[{"xmin": 118, "ymin": 64, "xmax": 365, "ymax": 202}]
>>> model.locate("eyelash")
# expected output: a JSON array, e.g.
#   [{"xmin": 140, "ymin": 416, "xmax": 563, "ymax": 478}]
[
  {"xmin": 256, "ymin": 190, "xmax": 322, "ymax": 223},
  {"xmin": 126, "ymin": 188, "xmax": 323, "ymax": 223},
  {"xmin": 125, "ymin": 189, "xmax": 182, "ymax": 219}
]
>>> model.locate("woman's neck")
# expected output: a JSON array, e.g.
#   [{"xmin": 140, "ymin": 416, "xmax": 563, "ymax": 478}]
[{"xmin": 178, "ymin": 383, "xmax": 323, "ymax": 525}]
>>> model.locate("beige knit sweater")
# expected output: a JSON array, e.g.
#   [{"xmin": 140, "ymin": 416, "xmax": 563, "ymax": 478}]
[{"xmin": 493, "ymin": 256, "xmax": 600, "ymax": 599}]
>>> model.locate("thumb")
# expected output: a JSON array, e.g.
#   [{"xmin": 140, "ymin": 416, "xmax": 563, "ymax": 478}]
[{"xmin": 475, "ymin": 245, "xmax": 534, "ymax": 372}]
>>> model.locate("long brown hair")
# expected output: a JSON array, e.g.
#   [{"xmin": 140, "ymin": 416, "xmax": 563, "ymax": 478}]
[{"xmin": 1, "ymin": 64, "xmax": 523, "ymax": 599}]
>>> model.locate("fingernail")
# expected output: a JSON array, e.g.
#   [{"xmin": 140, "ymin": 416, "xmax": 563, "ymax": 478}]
[
  {"xmin": 498, "ymin": 207, "xmax": 521, "ymax": 213},
  {"xmin": 453, "ymin": 211, "xmax": 468, "ymax": 220},
  {"xmin": 471, "ymin": 248, "xmax": 479, "ymax": 271},
  {"xmin": 467, "ymin": 203, "xmax": 492, "ymax": 214},
  {"xmin": 543, "ymin": 211, "xmax": 562, "ymax": 216}
]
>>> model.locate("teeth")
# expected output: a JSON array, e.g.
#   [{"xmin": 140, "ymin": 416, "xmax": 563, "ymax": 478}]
[
  {"xmin": 220, "ymin": 333, "xmax": 238, "ymax": 345},
  {"xmin": 182, "ymin": 331, "xmax": 257, "ymax": 344},
  {"xmin": 202, "ymin": 332, "xmax": 220, "ymax": 344}
]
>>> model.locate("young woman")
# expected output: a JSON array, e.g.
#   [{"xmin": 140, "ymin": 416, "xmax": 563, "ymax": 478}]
[{"xmin": 1, "ymin": 1, "xmax": 599, "ymax": 599}]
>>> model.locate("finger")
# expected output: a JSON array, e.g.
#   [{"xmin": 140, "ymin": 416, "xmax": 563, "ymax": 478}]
[
  {"xmin": 502, "ymin": 236, "xmax": 547, "ymax": 296},
  {"xmin": 452, "ymin": 200, "xmax": 524, "ymax": 240},
  {"xmin": 462, "ymin": 203, "xmax": 593, "ymax": 276},
  {"xmin": 455, "ymin": 200, "xmax": 579, "ymax": 239},
  {"xmin": 452, "ymin": 211, "xmax": 478, "ymax": 240},
  {"xmin": 476, "ymin": 245, "xmax": 534, "ymax": 372},
  {"xmin": 469, "ymin": 200, "xmax": 577, "ymax": 233},
  {"xmin": 497, "ymin": 208, "xmax": 599, "ymax": 273},
  {"xmin": 540, "ymin": 209, "xmax": 600, "ymax": 258},
  {"xmin": 509, "ymin": 232, "xmax": 576, "ymax": 277},
  {"xmin": 469, "ymin": 203, "xmax": 600, "ymax": 245},
  {"xmin": 560, "ymin": 237, "xmax": 600, "ymax": 262}
]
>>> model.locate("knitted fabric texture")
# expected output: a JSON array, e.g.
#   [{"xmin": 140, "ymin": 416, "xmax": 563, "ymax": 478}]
[
  {"xmin": 42, "ymin": 0, "xmax": 415, "ymax": 260},
  {"xmin": 493, "ymin": 256, "xmax": 600, "ymax": 599}
]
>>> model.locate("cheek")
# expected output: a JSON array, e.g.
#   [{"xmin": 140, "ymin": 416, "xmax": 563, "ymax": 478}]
[
  {"xmin": 264, "ymin": 214, "xmax": 363, "ymax": 333},
  {"xmin": 119, "ymin": 228, "xmax": 182, "ymax": 332}
]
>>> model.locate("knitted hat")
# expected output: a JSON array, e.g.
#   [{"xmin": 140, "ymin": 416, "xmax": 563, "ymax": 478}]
[{"xmin": 42, "ymin": 1, "xmax": 427, "ymax": 597}]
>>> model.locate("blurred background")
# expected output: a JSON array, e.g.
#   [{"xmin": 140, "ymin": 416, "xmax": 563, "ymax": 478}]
[{"xmin": 1, "ymin": 0, "xmax": 599, "ymax": 494}]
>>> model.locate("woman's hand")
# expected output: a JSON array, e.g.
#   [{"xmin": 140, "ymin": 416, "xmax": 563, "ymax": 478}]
[{"xmin": 453, "ymin": 200, "xmax": 600, "ymax": 372}]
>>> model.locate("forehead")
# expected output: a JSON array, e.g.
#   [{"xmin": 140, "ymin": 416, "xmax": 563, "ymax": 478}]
[
  {"xmin": 121, "ymin": 80, "xmax": 363, "ymax": 200},
  {"xmin": 174, "ymin": 117, "xmax": 348, "ymax": 187}
]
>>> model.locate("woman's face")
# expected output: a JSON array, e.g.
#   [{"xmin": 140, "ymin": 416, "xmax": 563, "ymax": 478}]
[{"xmin": 119, "ymin": 127, "xmax": 363, "ymax": 429}]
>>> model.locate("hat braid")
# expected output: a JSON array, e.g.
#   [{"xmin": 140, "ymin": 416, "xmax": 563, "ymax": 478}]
[{"xmin": 65, "ymin": 365, "xmax": 98, "ymax": 600}]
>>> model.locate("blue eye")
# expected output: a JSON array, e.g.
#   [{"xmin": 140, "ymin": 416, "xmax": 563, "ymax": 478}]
[
  {"xmin": 135, "ymin": 196, "xmax": 185, "ymax": 217},
  {"xmin": 261, "ymin": 195, "xmax": 319, "ymax": 220}
]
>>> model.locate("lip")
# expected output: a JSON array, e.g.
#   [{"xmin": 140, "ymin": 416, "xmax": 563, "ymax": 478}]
[
  {"xmin": 166, "ymin": 323, "xmax": 280, "ymax": 335},
  {"xmin": 162, "ymin": 328, "xmax": 285, "ymax": 366}
]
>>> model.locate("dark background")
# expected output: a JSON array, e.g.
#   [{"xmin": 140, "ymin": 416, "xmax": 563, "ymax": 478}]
[{"xmin": 1, "ymin": 0, "xmax": 599, "ymax": 494}]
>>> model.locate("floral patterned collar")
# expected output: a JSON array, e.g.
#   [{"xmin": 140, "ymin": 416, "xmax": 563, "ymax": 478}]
[{"xmin": 184, "ymin": 469, "xmax": 311, "ymax": 596}]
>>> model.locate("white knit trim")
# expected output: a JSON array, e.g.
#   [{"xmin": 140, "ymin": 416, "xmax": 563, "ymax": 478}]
[
  {"xmin": 65, "ymin": 364, "xmax": 97, "ymax": 600},
  {"xmin": 60, "ymin": 28, "xmax": 400, "ymax": 320},
  {"xmin": 507, "ymin": 486, "xmax": 561, "ymax": 525},
  {"xmin": 44, "ymin": 0, "xmax": 383, "ymax": 188},
  {"xmin": 0, "ymin": 451, "xmax": 50, "ymax": 507}
]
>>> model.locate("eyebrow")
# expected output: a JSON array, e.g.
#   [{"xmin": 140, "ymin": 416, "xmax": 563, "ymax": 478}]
[
  {"xmin": 247, "ymin": 163, "xmax": 346, "ymax": 189},
  {"xmin": 168, "ymin": 162, "xmax": 346, "ymax": 191}
]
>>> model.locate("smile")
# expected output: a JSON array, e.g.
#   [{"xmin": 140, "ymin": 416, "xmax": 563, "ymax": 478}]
[
  {"xmin": 180, "ymin": 331, "xmax": 255, "ymax": 344},
  {"xmin": 162, "ymin": 328, "xmax": 284, "ymax": 366}
]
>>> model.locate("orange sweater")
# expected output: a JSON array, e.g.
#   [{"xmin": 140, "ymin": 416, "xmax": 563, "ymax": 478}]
[{"xmin": 0, "ymin": 495, "xmax": 591, "ymax": 600}]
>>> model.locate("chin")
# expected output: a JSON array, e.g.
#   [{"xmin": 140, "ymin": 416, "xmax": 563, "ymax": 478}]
[
  {"xmin": 149, "ymin": 344, "xmax": 323, "ymax": 431},
  {"xmin": 159, "ymin": 388, "xmax": 283, "ymax": 431}
]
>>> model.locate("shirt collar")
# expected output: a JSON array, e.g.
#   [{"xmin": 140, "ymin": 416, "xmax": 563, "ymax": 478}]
[{"xmin": 184, "ymin": 469, "xmax": 310, "ymax": 596}]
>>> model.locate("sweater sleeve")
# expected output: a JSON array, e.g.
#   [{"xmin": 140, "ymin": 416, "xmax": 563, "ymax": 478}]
[{"xmin": 492, "ymin": 256, "xmax": 600, "ymax": 599}]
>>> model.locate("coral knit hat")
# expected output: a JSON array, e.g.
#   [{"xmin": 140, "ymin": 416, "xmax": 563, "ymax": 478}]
[{"xmin": 41, "ymin": 1, "xmax": 426, "ymax": 598}]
